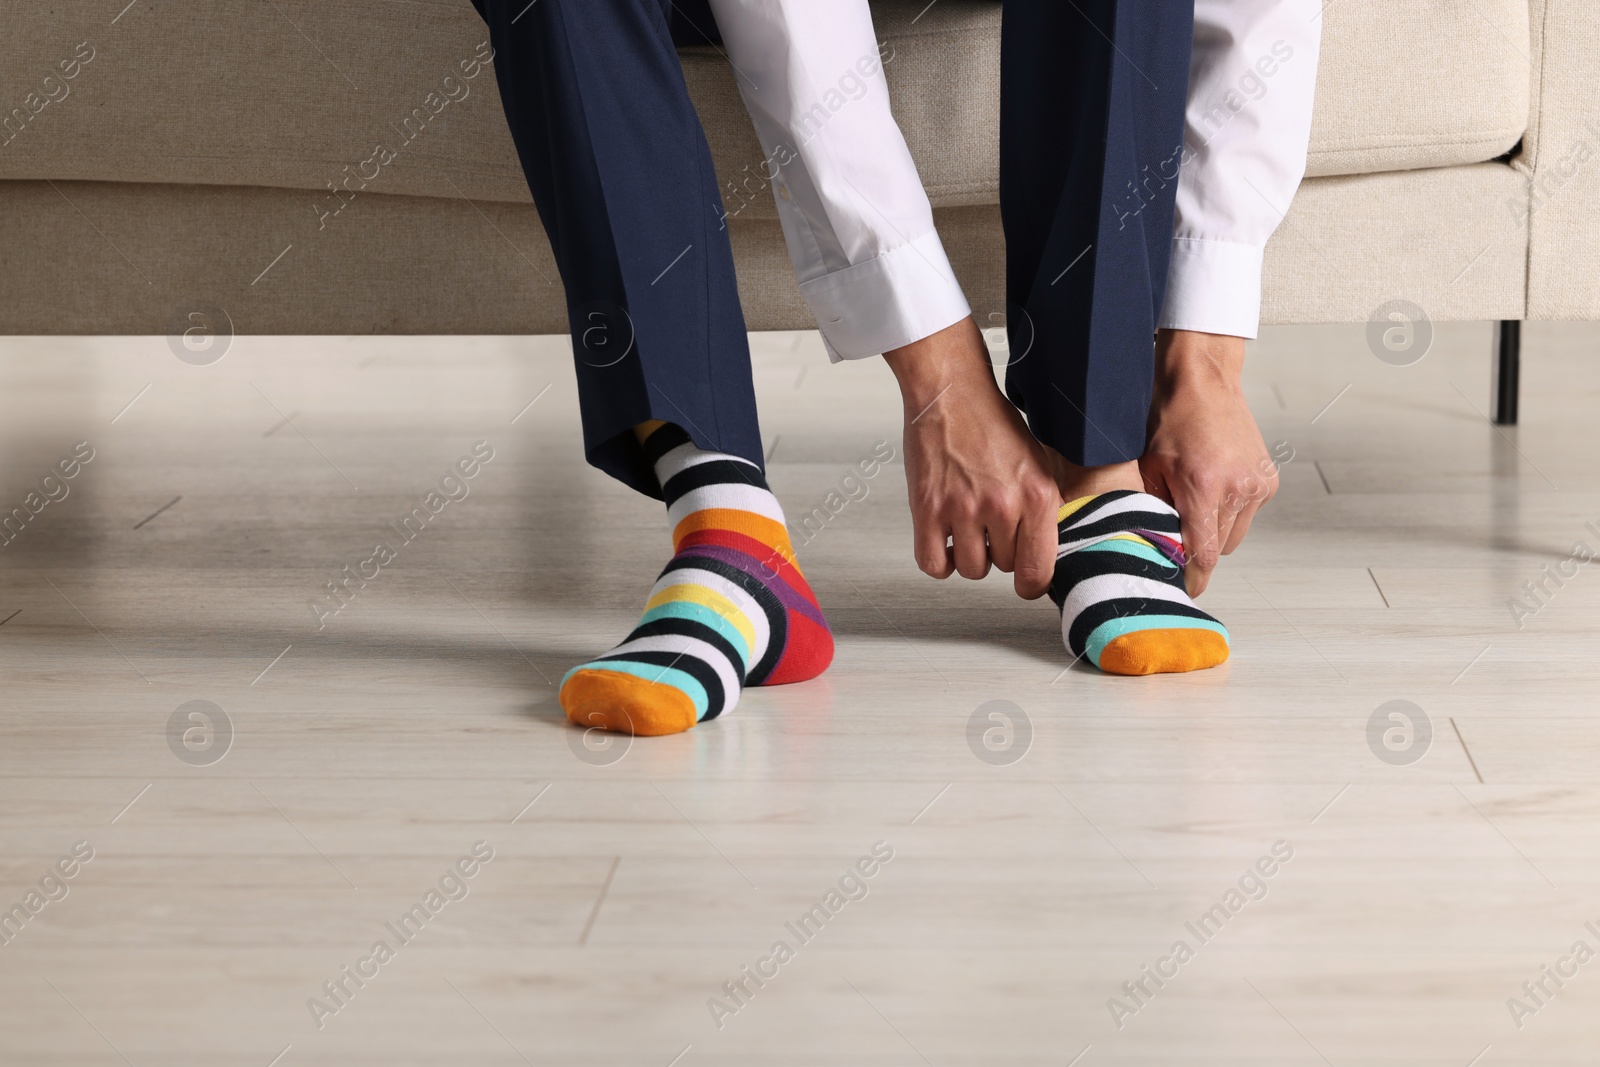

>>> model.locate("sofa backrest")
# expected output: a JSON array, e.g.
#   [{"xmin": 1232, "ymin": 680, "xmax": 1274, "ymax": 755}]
[{"xmin": 0, "ymin": 0, "xmax": 1536, "ymax": 212}]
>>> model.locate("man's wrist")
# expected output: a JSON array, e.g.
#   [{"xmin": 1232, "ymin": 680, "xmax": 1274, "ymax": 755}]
[
  {"xmin": 1155, "ymin": 329, "xmax": 1246, "ymax": 395},
  {"xmin": 883, "ymin": 318, "xmax": 994, "ymax": 413}
]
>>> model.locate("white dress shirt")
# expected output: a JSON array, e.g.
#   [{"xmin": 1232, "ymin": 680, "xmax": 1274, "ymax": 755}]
[
  {"xmin": 707, "ymin": 0, "xmax": 1322, "ymax": 355},
  {"xmin": 707, "ymin": 0, "xmax": 972, "ymax": 361},
  {"xmin": 1161, "ymin": 0, "xmax": 1323, "ymax": 338}
]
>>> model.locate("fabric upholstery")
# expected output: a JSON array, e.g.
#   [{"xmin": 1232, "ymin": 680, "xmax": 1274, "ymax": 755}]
[
  {"xmin": 1303, "ymin": 0, "xmax": 1529, "ymax": 177},
  {"xmin": 0, "ymin": 1, "xmax": 1583, "ymax": 330},
  {"xmin": 0, "ymin": 180, "xmax": 1005, "ymax": 336},
  {"xmin": 1523, "ymin": 0, "xmax": 1600, "ymax": 318},
  {"xmin": 1262, "ymin": 163, "xmax": 1528, "ymax": 325},
  {"xmin": 0, "ymin": 0, "xmax": 1534, "ymax": 201},
  {"xmin": 0, "ymin": 171, "xmax": 1523, "ymax": 335}
]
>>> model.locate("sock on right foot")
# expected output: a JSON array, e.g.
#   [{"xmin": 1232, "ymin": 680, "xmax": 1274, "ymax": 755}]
[{"xmin": 1049, "ymin": 491, "xmax": 1230, "ymax": 675}]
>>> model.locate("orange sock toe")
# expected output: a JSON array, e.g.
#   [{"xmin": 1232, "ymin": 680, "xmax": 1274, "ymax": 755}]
[
  {"xmin": 561, "ymin": 669, "xmax": 700, "ymax": 737},
  {"xmin": 1096, "ymin": 629, "xmax": 1230, "ymax": 676}
]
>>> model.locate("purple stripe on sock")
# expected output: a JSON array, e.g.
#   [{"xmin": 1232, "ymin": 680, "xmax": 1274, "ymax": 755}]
[
  {"xmin": 1133, "ymin": 528, "xmax": 1188, "ymax": 567},
  {"xmin": 677, "ymin": 545, "xmax": 827, "ymax": 627}
]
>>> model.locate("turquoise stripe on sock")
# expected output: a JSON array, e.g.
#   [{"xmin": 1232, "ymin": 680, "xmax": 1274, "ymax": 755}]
[
  {"xmin": 1084, "ymin": 614, "xmax": 1230, "ymax": 666},
  {"xmin": 560, "ymin": 660, "xmax": 711, "ymax": 721},
  {"xmin": 640, "ymin": 601, "xmax": 753, "ymax": 670},
  {"xmin": 1081, "ymin": 538, "xmax": 1180, "ymax": 572}
]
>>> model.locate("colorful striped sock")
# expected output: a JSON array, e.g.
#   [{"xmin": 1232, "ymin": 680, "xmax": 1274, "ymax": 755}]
[
  {"xmin": 1049, "ymin": 491, "xmax": 1230, "ymax": 675},
  {"xmin": 560, "ymin": 425, "xmax": 834, "ymax": 736}
]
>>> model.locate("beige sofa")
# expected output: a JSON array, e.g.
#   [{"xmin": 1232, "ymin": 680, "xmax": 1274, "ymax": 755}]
[{"xmin": 2, "ymin": 1, "xmax": 1595, "ymax": 415}]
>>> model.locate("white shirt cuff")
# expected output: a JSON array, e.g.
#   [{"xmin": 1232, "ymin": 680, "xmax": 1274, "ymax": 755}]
[
  {"xmin": 1158, "ymin": 237, "xmax": 1265, "ymax": 339},
  {"xmin": 799, "ymin": 230, "xmax": 972, "ymax": 362}
]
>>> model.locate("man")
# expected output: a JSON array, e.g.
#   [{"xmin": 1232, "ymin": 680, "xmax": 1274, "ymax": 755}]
[{"xmin": 469, "ymin": 0, "xmax": 1319, "ymax": 736}]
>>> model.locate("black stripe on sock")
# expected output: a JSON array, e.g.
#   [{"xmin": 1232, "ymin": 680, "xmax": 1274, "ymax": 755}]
[
  {"xmin": 659, "ymin": 555, "xmax": 788, "ymax": 685},
  {"xmin": 662, "ymin": 457, "xmax": 766, "ymax": 506},
  {"xmin": 641, "ymin": 423, "xmax": 694, "ymax": 467},
  {"xmin": 627, "ymin": 617, "xmax": 749, "ymax": 684},
  {"xmin": 1062, "ymin": 492, "xmax": 1181, "ymax": 536},
  {"xmin": 1049, "ymin": 547, "xmax": 1186, "ymax": 608},
  {"xmin": 591, "ymin": 648, "xmax": 727, "ymax": 721},
  {"xmin": 1061, "ymin": 510, "xmax": 1182, "ymax": 546},
  {"xmin": 1066, "ymin": 598, "xmax": 1218, "ymax": 658},
  {"xmin": 1061, "ymin": 491, "xmax": 1149, "ymax": 533}
]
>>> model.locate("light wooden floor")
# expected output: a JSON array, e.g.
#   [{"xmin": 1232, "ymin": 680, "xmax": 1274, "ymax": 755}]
[{"xmin": 2, "ymin": 323, "xmax": 1599, "ymax": 1065}]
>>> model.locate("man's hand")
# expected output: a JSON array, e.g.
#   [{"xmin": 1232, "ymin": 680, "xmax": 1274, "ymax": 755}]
[
  {"xmin": 883, "ymin": 318, "xmax": 1061, "ymax": 599},
  {"xmin": 1139, "ymin": 329, "xmax": 1279, "ymax": 597}
]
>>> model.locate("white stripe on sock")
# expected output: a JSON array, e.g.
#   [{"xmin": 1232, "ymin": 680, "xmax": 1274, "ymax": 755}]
[
  {"xmin": 654, "ymin": 441, "xmax": 759, "ymax": 485},
  {"xmin": 667, "ymin": 483, "xmax": 787, "ymax": 529},
  {"xmin": 1060, "ymin": 495, "xmax": 1183, "ymax": 558},
  {"xmin": 1059, "ymin": 572, "xmax": 1195, "ymax": 637}
]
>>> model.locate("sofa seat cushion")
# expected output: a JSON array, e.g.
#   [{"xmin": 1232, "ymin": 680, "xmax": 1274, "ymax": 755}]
[{"xmin": 1304, "ymin": 0, "xmax": 1529, "ymax": 177}]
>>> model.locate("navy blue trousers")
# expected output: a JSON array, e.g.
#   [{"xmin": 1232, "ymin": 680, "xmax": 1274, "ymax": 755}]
[
  {"xmin": 1002, "ymin": 1, "xmax": 1194, "ymax": 467},
  {"xmin": 472, "ymin": 0, "xmax": 758, "ymax": 497},
  {"xmin": 473, "ymin": 0, "xmax": 1192, "ymax": 491}
]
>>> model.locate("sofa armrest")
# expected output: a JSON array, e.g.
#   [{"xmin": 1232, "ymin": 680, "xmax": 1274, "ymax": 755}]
[{"xmin": 1523, "ymin": 0, "xmax": 1600, "ymax": 318}]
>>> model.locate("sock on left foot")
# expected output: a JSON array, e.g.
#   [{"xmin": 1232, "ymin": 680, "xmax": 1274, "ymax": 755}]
[
  {"xmin": 559, "ymin": 426, "xmax": 833, "ymax": 736},
  {"xmin": 1049, "ymin": 491, "xmax": 1230, "ymax": 675}
]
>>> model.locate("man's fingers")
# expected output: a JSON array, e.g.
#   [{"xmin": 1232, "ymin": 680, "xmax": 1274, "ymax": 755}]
[
  {"xmin": 1212, "ymin": 501, "xmax": 1236, "ymax": 575},
  {"xmin": 1222, "ymin": 497, "xmax": 1260, "ymax": 555},
  {"xmin": 951, "ymin": 522, "xmax": 991, "ymax": 580},
  {"xmin": 987, "ymin": 528, "xmax": 1016, "ymax": 575},
  {"xmin": 1140, "ymin": 463, "xmax": 1174, "ymax": 506},
  {"xmin": 1222, "ymin": 469, "xmax": 1275, "ymax": 555},
  {"xmin": 913, "ymin": 512, "xmax": 955, "ymax": 579},
  {"xmin": 1180, "ymin": 507, "xmax": 1220, "ymax": 598},
  {"xmin": 1013, "ymin": 495, "xmax": 1060, "ymax": 600}
]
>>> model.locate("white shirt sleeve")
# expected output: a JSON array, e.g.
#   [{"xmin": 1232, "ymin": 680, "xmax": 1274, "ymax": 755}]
[
  {"xmin": 705, "ymin": 0, "xmax": 972, "ymax": 361},
  {"xmin": 1158, "ymin": 0, "xmax": 1323, "ymax": 339}
]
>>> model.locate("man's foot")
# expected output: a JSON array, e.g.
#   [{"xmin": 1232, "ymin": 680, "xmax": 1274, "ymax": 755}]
[
  {"xmin": 1049, "ymin": 491, "xmax": 1230, "ymax": 675},
  {"xmin": 1043, "ymin": 452, "xmax": 1144, "ymax": 501},
  {"xmin": 560, "ymin": 424, "xmax": 833, "ymax": 736}
]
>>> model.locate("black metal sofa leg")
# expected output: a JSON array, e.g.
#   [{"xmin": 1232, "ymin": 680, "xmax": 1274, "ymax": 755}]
[{"xmin": 1493, "ymin": 320, "xmax": 1520, "ymax": 426}]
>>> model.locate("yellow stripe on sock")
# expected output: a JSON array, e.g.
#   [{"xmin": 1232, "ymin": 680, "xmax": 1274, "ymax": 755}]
[
  {"xmin": 645, "ymin": 583, "xmax": 758, "ymax": 653},
  {"xmin": 1057, "ymin": 495, "xmax": 1099, "ymax": 524}
]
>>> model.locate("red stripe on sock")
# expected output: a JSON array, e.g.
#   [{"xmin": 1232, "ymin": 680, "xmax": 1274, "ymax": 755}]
[
  {"xmin": 677, "ymin": 527, "xmax": 831, "ymax": 685},
  {"xmin": 763, "ymin": 610, "xmax": 834, "ymax": 685}
]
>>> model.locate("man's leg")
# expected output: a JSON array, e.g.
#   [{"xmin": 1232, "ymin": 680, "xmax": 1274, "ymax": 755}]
[
  {"xmin": 1001, "ymin": 0, "xmax": 1191, "ymax": 478},
  {"xmin": 473, "ymin": 0, "xmax": 758, "ymax": 494},
  {"xmin": 1000, "ymin": 1, "xmax": 1230, "ymax": 675},
  {"xmin": 474, "ymin": 0, "xmax": 831, "ymax": 734}
]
